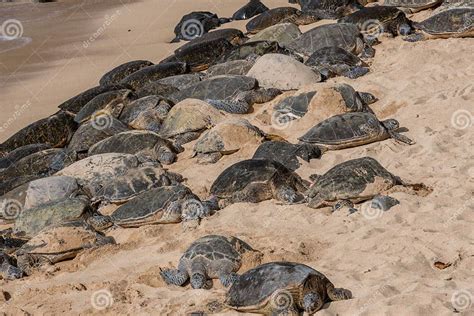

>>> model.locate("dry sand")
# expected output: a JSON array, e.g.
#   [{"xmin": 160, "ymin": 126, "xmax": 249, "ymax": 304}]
[{"xmin": 1, "ymin": 0, "xmax": 473, "ymax": 315}]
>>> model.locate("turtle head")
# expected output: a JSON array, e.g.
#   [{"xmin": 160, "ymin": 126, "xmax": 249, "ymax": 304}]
[
  {"xmin": 398, "ymin": 23, "xmax": 412, "ymax": 36},
  {"xmin": 382, "ymin": 119, "xmax": 399, "ymax": 131},
  {"xmin": 190, "ymin": 272, "xmax": 207, "ymax": 289}
]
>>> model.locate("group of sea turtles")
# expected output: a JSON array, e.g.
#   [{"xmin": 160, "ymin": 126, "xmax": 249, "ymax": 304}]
[{"xmin": 0, "ymin": 0, "xmax": 471, "ymax": 314}]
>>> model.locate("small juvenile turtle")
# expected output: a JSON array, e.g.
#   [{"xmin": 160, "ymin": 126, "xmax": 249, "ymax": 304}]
[
  {"xmin": 305, "ymin": 46, "xmax": 369, "ymax": 79},
  {"xmin": 119, "ymin": 96, "xmax": 172, "ymax": 133},
  {"xmin": 306, "ymin": 157, "xmax": 430, "ymax": 208},
  {"xmin": 205, "ymin": 60, "xmax": 255, "ymax": 78},
  {"xmin": 74, "ymin": 89, "xmax": 136, "ymax": 123},
  {"xmin": 14, "ymin": 197, "xmax": 112, "ymax": 239},
  {"xmin": 210, "ymin": 159, "xmax": 308, "ymax": 208},
  {"xmin": 160, "ymin": 235, "xmax": 261, "ymax": 289},
  {"xmin": 120, "ymin": 62, "xmax": 188, "ymax": 90},
  {"xmin": 0, "ymin": 143, "xmax": 51, "ymax": 169},
  {"xmin": 157, "ymin": 73, "xmax": 203, "ymax": 90},
  {"xmin": 273, "ymin": 90, "xmax": 317, "ymax": 121},
  {"xmin": 88, "ymin": 130, "xmax": 180, "ymax": 164},
  {"xmin": 404, "ymin": 8, "xmax": 474, "ymax": 41},
  {"xmin": 226, "ymin": 262, "xmax": 352, "ymax": 314},
  {"xmin": 68, "ymin": 116, "xmax": 129, "ymax": 155},
  {"xmin": 99, "ymin": 60, "xmax": 154, "ymax": 86},
  {"xmin": 246, "ymin": 7, "xmax": 316, "ymax": 34},
  {"xmin": 16, "ymin": 221, "xmax": 115, "ymax": 275},
  {"xmin": 338, "ymin": 6, "xmax": 412, "ymax": 37},
  {"xmin": 252, "ymin": 141, "xmax": 321, "ymax": 171},
  {"xmin": 232, "ymin": 0, "xmax": 269, "ymax": 20},
  {"xmin": 0, "ymin": 111, "xmax": 76, "ymax": 155},
  {"xmin": 293, "ymin": 0, "xmax": 362, "ymax": 19},
  {"xmin": 159, "ymin": 99, "xmax": 226, "ymax": 146},
  {"xmin": 58, "ymin": 84, "xmax": 130, "ymax": 113},
  {"xmin": 383, "ymin": 0, "xmax": 442, "ymax": 13},
  {"xmin": 110, "ymin": 185, "xmax": 213, "ymax": 227},
  {"xmin": 171, "ymin": 11, "xmax": 231, "ymax": 43},
  {"xmin": 193, "ymin": 119, "xmax": 267, "ymax": 164},
  {"xmin": 298, "ymin": 112, "xmax": 415, "ymax": 152},
  {"xmin": 1, "ymin": 251, "xmax": 23, "ymax": 280},
  {"xmin": 288, "ymin": 23, "xmax": 375, "ymax": 58}
]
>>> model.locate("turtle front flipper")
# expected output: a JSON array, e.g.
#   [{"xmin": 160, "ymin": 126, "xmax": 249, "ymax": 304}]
[
  {"xmin": 160, "ymin": 267, "xmax": 189, "ymax": 286},
  {"xmin": 388, "ymin": 130, "xmax": 416, "ymax": 145},
  {"xmin": 326, "ymin": 283, "xmax": 352, "ymax": 301},
  {"xmin": 219, "ymin": 272, "xmax": 239, "ymax": 287},
  {"xmin": 403, "ymin": 32, "xmax": 426, "ymax": 42},
  {"xmin": 341, "ymin": 66, "xmax": 370, "ymax": 79},
  {"xmin": 332, "ymin": 200, "xmax": 357, "ymax": 213},
  {"xmin": 206, "ymin": 99, "xmax": 250, "ymax": 114},
  {"xmin": 196, "ymin": 152, "xmax": 223, "ymax": 164}
]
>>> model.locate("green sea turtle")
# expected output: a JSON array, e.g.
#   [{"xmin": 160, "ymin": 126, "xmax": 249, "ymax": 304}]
[
  {"xmin": 110, "ymin": 184, "xmax": 213, "ymax": 227},
  {"xmin": 433, "ymin": 0, "xmax": 474, "ymax": 14},
  {"xmin": 220, "ymin": 40, "xmax": 303, "ymax": 63},
  {"xmin": 288, "ymin": 23, "xmax": 375, "ymax": 58},
  {"xmin": 306, "ymin": 157, "xmax": 431, "ymax": 209},
  {"xmin": 160, "ymin": 235, "xmax": 261, "ymax": 289},
  {"xmin": 1, "ymin": 251, "xmax": 23, "ymax": 280},
  {"xmin": 159, "ymin": 99, "xmax": 226, "ymax": 147},
  {"xmin": 157, "ymin": 73, "xmax": 203, "ymax": 90},
  {"xmin": 22, "ymin": 175, "xmax": 80, "ymax": 210},
  {"xmin": 404, "ymin": 8, "xmax": 474, "ymax": 41},
  {"xmin": 193, "ymin": 119, "xmax": 267, "ymax": 164},
  {"xmin": 175, "ymin": 28, "xmax": 246, "ymax": 52},
  {"xmin": 383, "ymin": 0, "xmax": 442, "ymax": 13},
  {"xmin": 0, "ymin": 148, "xmax": 77, "ymax": 195},
  {"xmin": 68, "ymin": 116, "xmax": 129, "ymax": 155},
  {"xmin": 14, "ymin": 196, "xmax": 112, "ymax": 239},
  {"xmin": 58, "ymin": 84, "xmax": 130, "ymax": 113},
  {"xmin": 99, "ymin": 60, "xmax": 154, "ymax": 86},
  {"xmin": 171, "ymin": 11, "xmax": 231, "ymax": 43},
  {"xmin": 246, "ymin": 7, "xmax": 317, "ymax": 34},
  {"xmin": 291, "ymin": 0, "xmax": 362, "ymax": 19},
  {"xmin": 120, "ymin": 62, "xmax": 188, "ymax": 90},
  {"xmin": 252, "ymin": 140, "xmax": 321, "ymax": 171},
  {"xmin": 205, "ymin": 60, "xmax": 255, "ymax": 78},
  {"xmin": 338, "ymin": 6, "xmax": 412, "ymax": 37},
  {"xmin": 119, "ymin": 95, "xmax": 172, "ymax": 133},
  {"xmin": 210, "ymin": 159, "xmax": 308, "ymax": 208},
  {"xmin": 88, "ymin": 130, "xmax": 181, "ymax": 165},
  {"xmin": 225, "ymin": 262, "xmax": 352, "ymax": 314},
  {"xmin": 0, "ymin": 143, "xmax": 51, "ymax": 169},
  {"xmin": 74, "ymin": 89, "xmax": 136, "ymax": 123},
  {"xmin": 16, "ymin": 221, "xmax": 115, "ymax": 275},
  {"xmin": 232, "ymin": 0, "xmax": 269, "ymax": 20},
  {"xmin": 134, "ymin": 81, "xmax": 179, "ymax": 99},
  {"xmin": 298, "ymin": 112, "xmax": 415, "ymax": 152},
  {"xmin": 247, "ymin": 23, "xmax": 302, "ymax": 47},
  {"xmin": 0, "ymin": 111, "xmax": 76, "ymax": 155},
  {"xmin": 305, "ymin": 46, "xmax": 369, "ymax": 79}
]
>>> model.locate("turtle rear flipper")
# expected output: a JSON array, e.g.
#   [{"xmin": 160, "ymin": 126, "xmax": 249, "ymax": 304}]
[{"xmin": 219, "ymin": 272, "xmax": 239, "ymax": 287}]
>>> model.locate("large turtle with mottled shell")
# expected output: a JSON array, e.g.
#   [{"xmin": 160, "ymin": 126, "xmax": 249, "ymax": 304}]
[
  {"xmin": 160, "ymin": 235, "xmax": 261, "ymax": 289},
  {"xmin": 246, "ymin": 7, "xmax": 317, "ymax": 34},
  {"xmin": 383, "ymin": 0, "xmax": 442, "ymax": 13},
  {"xmin": 225, "ymin": 261, "xmax": 352, "ymax": 314}
]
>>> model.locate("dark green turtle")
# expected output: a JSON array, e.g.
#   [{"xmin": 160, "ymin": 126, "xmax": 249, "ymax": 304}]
[
  {"xmin": 232, "ymin": 0, "xmax": 269, "ymax": 20},
  {"xmin": 0, "ymin": 148, "xmax": 77, "ymax": 195},
  {"xmin": 306, "ymin": 157, "xmax": 430, "ymax": 209},
  {"xmin": 338, "ymin": 6, "xmax": 412, "ymax": 37},
  {"xmin": 210, "ymin": 159, "xmax": 308, "ymax": 208},
  {"xmin": 205, "ymin": 60, "xmax": 255, "ymax": 78},
  {"xmin": 0, "ymin": 251, "xmax": 23, "ymax": 280},
  {"xmin": 171, "ymin": 11, "xmax": 231, "ymax": 43},
  {"xmin": 305, "ymin": 46, "xmax": 369, "ymax": 79},
  {"xmin": 135, "ymin": 81, "xmax": 179, "ymax": 99},
  {"xmin": 16, "ymin": 221, "xmax": 115, "ymax": 276},
  {"xmin": 0, "ymin": 143, "xmax": 51, "ymax": 169},
  {"xmin": 226, "ymin": 262, "xmax": 352, "ymax": 314},
  {"xmin": 68, "ymin": 116, "xmax": 129, "ymax": 155},
  {"xmin": 119, "ymin": 95, "xmax": 172, "ymax": 133},
  {"xmin": 298, "ymin": 112, "xmax": 415, "ymax": 152},
  {"xmin": 246, "ymin": 7, "xmax": 317, "ymax": 34},
  {"xmin": 288, "ymin": 23, "xmax": 375, "ymax": 58},
  {"xmin": 433, "ymin": 0, "xmax": 473, "ymax": 14},
  {"xmin": 88, "ymin": 130, "xmax": 181, "ymax": 165},
  {"xmin": 74, "ymin": 89, "xmax": 136, "ymax": 123},
  {"xmin": 292, "ymin": 0, "xmax": 362, "ymax": 19},
  {"xmin": 0, "ymin": 111, "xmax": 76, "ymax": 156},
  {"xmin": 99, "ymin": 60, "xmax": 154, "ymax": 86},
  {"xmin": 160, "ymin": 235, "xmax": 261, "ymax": 289},
  {"xmin": 119, "ymin": 62, "xmax": 188, "ymax": 90},
  {"xmin": 252, "ymin": 141, "xmax": 321, "ymax": 171},
  {"xmin": 384, "ymin": 0, "xmax": 442, "ymax": 13},
  {"xmin": 58, "ymin": 84, "xmax": 130, "ymax": 113},
  {"xmin": 404, "ymin": 8, "xmax": 474, "ymax": 41},
  {"xmin": 110, "ymin": 184, "xmax": 212, "ymax": 227},
  {"xmin": 157, "ymin": 73, "xmax": 203, "ymax": 90}
]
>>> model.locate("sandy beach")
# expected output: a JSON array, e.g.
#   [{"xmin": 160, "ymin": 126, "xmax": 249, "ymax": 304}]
[{"xmin": 0, "ymin": 0, "xmax": 473, "ymax": 315}]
